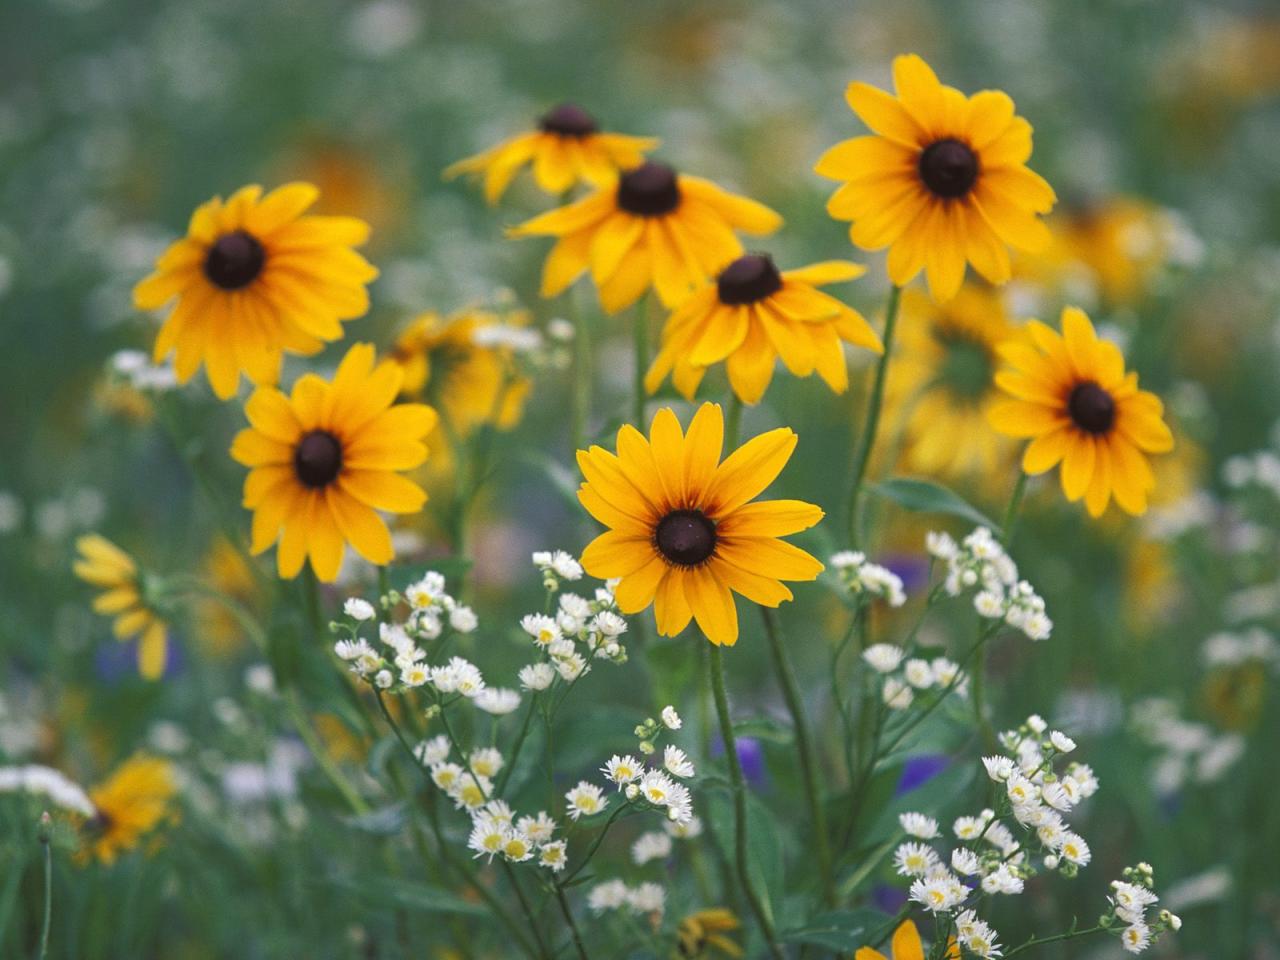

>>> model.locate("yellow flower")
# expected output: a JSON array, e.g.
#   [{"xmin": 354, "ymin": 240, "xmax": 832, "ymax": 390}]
[
  {"xmin": 445, "ymin": 103, "xmax": 659, "ymax": 203},
  {"xmin": 886, "ymin": 286, "xmax": 1020, "ymax": 479},
  {"xmin": 674, "ymin": 908, "xmax": 743, "ymax": 958},
  {"xmin": 389, "ymin": 308, "xmax": 532, "ymax": 437},
  {"xmin": 816, "ymin": 54, "xmax": 1055, "ymax": 302},
  {"xmin": 645, "ymin": 255, "xmax": 882, "ymax": 405},
  {"xmin": 856, "ymin": 920, "xmax": 925, "ymax": 960},
  {"xmin": 86, "ymin": 755, "xmax": 177, "ymax": 865},
  {"xmin": 989, "ymin": 306, "xmax": 1174, "ymax": 517},
  {"xmin": 196, "ymin": 538, "xmax": 258, "ymax": 658},
  {"xmin": 511, "ymin": 161, "xmax": 782, "ymax": 314},
  {"xmin": 230, "ymin": 343, "xmax": 437, "ymax": 581},
  {"xmin": 577, "ymin": 403, "xmax": 823, "ymax": 646},
  {"xmin": 73, "ymin": 535, "xmax": 169, "ymax": 680},
  {"xmin": 134, "ymin": 183, "xmax": 379, "ymax": 399}
]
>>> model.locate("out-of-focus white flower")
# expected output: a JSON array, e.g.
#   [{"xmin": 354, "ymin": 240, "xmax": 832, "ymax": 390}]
[
  {"xmin": 863, "ymin": 644, "xmax": 904, "ymax": 673},
  {"xmin": 344, "ymin": 598, "xmax": 376, "ymax": 621}
]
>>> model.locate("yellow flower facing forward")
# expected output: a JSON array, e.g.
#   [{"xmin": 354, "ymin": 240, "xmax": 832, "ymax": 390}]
[
  {"xmin": 674, "ymin": 908, "xmax": 743, "ymax": 958},
  {"xmin": 134, "ymin": 183, "xmax": 379, "ymax": 399},
  {"xmin": 389, "ymin": 308, "xmax": 532, "ymax": 437},
  {"xmin": 645, "ymin": 255, "xmax": 883, "ymax": 405},
  {"xmin": 856, "ymin": 920, "xmax": 925, "ymax": 960},
  {"xmin": 445, "ymin": 103, "xmax": 659, "ymax": 203},
  {"xmin": 231, "ymin": 343, "xmax": 437, "ymax": 581},
  {"xmin": 87, "ymin": 755, "xmax": 177, "ymax": 865},
  {"xmin": 577, "ymin": 403, "xmax": 823, "ymax": 646},
  {"xmin": 511, "ymin": 161, "xmax": 782, "ymax": 314},
  {"xmin": 989, "ymin": 307, "xmax": 1174, "ymax": 517},
  {"xmin": 73, "ymin": 535, "xmax": 169, "ymax": 680},
  {"xmin": 816, "ymin": 54, "xmax": 1055, "ymax": 302},
  {"xmin": 886, "ymin": 286, "xmax": 1020, "ymax": 479}
]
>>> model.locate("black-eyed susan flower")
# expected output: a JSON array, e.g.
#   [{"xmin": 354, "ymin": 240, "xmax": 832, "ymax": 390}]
[
  {"xmin": 816, "ymin": 54, "xmax": 1055, "ymax": 302},
  {"xmin": 134, "ymin": 183, "xmax": 379, "ymax": 400},
  {"xmin": 86, "ymin": 755, "xmax": 177, "ymax": 865},
  {"xmin": 445, "ymin": 103, "xmax": 659, "ymax": 203},
  {"xmin": 989, "ymin": 307, "xmax": 1174, "ymax": 517},
  {"xmin": 73, "ymin": 534, "xmax": 169, "ymax": 680},
  {"xmin": 645, "ymin": 255, "xmax": 883, "ymax": 404},
  {"xmin": 886, "ymin": 286, "xmax": 1020, "ymax": 479},
  {"xmin": 675, "ymin": 908, "xmax": 743, "ymax": 958},
  {"xmin": 577, "ymin": 402, "xmax": 823, "ymax": 646},
  {"xmin": 511, "ymin": 161, "xmax": 782, "ymax": 314},
  {"xmin": 230, "ymin": 343, "xmax": 436, "ymax": 581}
]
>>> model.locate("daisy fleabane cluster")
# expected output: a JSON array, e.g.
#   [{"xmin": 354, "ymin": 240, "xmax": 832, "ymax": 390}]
[
  {"xmin": 1105, "ymin": 863, "xmax": 1181, "ymax": 954},
  {"xmin": 927, "ymin": 528, "xmax": 1052, "ymax": 640},
  {"xmin": 830, "ymin": 551, "xmax": 907, "ymax": 607},
  {"xmin": 466, "ymin": 798, "xmax": 567, "ymax": 873},
  {"xmin": 532, "ymin": 549, "xmax": 584, "ymax": 590},
  {"xmin": 592, "ymin": 709, "xmax": 696, "ymax": 826},
  {"xmin": 863, "ymin": 643, "xmax": 967, "ymax": 711},
  {"xmin": 587, "ymin": 879, "xmax": 666, "ymax": 918}
]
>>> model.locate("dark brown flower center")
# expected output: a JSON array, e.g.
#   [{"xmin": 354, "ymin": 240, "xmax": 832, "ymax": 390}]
[
  {"xmin": 204, "ymin": 230, "xmax": 266, "ymax": 290},
  {"xmin": 918, "ymin": 139, "xmax": 979, "ymax": 199},
  {"xmin": 1067, "ymin": 381, "xmax": 1115, "ymax": 434},
  {"xmin": 617, "ymin": 161, "xmax": 680, "ymax": 216},
  {"xmin": 538, "ymin": 103, "xmax": 598, "ymax": 137},
  {"xmin": 717, "ymin": 254, "xmax": 783, "ymax": 305},
  {"xmin": 655, "ymin": 510, "xmax": 717, "ymax": 566},
  {"xmin": 294, "ymin": 430, "xmax": 343, "ymax": 488}
]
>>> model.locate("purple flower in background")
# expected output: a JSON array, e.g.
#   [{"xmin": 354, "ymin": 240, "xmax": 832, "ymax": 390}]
[
  {"xmin": 94, "ymin": 635, "xmax": 183, "ymax": 683},
  {"xmin": 871, "ymin": 883, "xmax": 908, "ymax": 916},
  {"xmin": 711, "ymin": 735, "xmax": 767, "ymax": 788},
  {"xmin": 897, "ymin": 754, "xmax": 949, "ymax": 795},
  {"xmin": 882, "ymin": 553, "xmax": 932, "ymax": 595}
]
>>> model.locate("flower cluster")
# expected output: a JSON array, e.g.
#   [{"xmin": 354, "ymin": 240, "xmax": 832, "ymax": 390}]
[
  {"xmin": 830, "ymin": 550, "xmax": 907, "ymax": 607},
  {"xmin": 927, "ymin": 528, "xmax": 1052, "ymax": 640},
  {"xmin": 597, "ymin": 722, "xmax": 696, "ymax": 825},
  {"xmin": 587, "ymin": 879, "xmax": 666, "ymax": 918},
  {"xmin": 862, "ymin": 644, "xmax": 967, "ymax": 711},
  {"xmin": 532, "ymin": 549, "xmax": 585, "ymax": 590},
  {"xmin": 1130, "ymin": 698, "xmax": 1246, "ymax": 794},
  {"xmin": 1105, "ymin": 863, "xmax": 1180, "ymax": 954},
  {"xmin": 518, "ymin": 557, "xmax": 630, "ymax": 687}
]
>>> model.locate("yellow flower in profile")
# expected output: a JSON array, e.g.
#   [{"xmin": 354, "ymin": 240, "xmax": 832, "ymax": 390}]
[
  {"xmin": 73, "ymin": 535, "xmax": 169, "ymax": 680},
  {"xmin": 389, "ymin": 308, "xmax": 532, "ymax": 437},
  {"xmin": 674, "ymin": 908, "xmax": 743, "ymax": 958},
  {"xmin": 86, "ymin": 755, "xmax": 177, "ymax": 865},
  {"xmin": 645, "ymin": 255, "xmax": 882, "ymax": 405},
  {"xmin": 856, "ymin": 920, "xmax": 925, "ymax": 960},
  {"xmin": 133, "ymin": 183, "xmax": 379, "ymax": 399},
  {"xmin": 989, "ymin": 307, "xmax": 1174, "ymax": 517},
  {"xmin": 886, "ymin": 286, "xmax": 1020, "ymax": 479},
  {"xmin": 445, "ymin": 103, "xmax": 659, "ymax": 203},
  {"xmin": 230, "ymin": 343, "xmax": 436, "ymax": 581},
  {"xmin": 511, "ymin": 161, "xmax": 782, "ymax": 313},
  {"xmin": 816, "ymin": 54, "xmax": 1055, "ymax": 302},
  {"xmin": 577, "ymin": 403, "xmax": 823, "ymax": 646}
]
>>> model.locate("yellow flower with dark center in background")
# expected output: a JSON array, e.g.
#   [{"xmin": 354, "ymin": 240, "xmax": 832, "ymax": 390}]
[
  {"xmin": 577, "ymin": 403, "xmax": 823, "ymax": 646},
  {"xmin": 511, "ymin": 160, "xmax": 782, "ymax": 314},
  {"xmin": 230, "ymin": 343, "xmax": 436, "ymax": 581},
  {"xmin": 445, "ymin": 103, "xmax": 659, "ymax": 203},
  {"xmin": 886, "ymin": 286, "xmax": 1020, "ymax": 479},
  {"xmin": 989, "ymin": 307, "xmax": 1174, "ymax": 517},
  {"xmin": 86, "ymin": 755, "xmax": 177, "ymax": 865},
  {"xmin": 645, "ymin": 255, "xmax": 883, "ymax": 404},
  {"xmin": 134, "ymin": 183, "xmax": 378, "ymax": 399},
  {"xmin": 73, "ymin": 535, "xmax": 169, "ymax": 680},
  {"xmin": 674, "ymin": 908, "xmax": 743, "ymax": 958},
  {"xmin": 816, "ymin": 54, "xmax": 1055, "ymax": 302},
  {"xmin": 389, "ymin": 308, "xmax": 532, "ymax": 437}
]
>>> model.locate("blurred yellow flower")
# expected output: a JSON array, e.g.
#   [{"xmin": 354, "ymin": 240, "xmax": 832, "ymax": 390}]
[
  {"xmin": 578, "ymin": 403, "xmax": 823, "ymax": 646},
  {"xmin": 674, "ymin": 907, "xmax": 743, "ymax": 958},
  {"xmin": 86, "ymin": 755, "xmax": 177, "ymax": 865},
  {"xmin": 445, "ymin": 103, "xmax": 658, "ymax": 203},
  {"xmin": 73, "ymin": 534, "xmax": 168, "ymax": 680},
  {"xmin": 230, "ymin": 343, "xmax": 436, "ymax": 581},
  {"xmin": 511, "ymin": 161, "xmax": 781, "ymax": 313},
  {"xmin": 134, "ymin": 183, "xmax": 378, "ymax": 399},
  {"xmin": 886, "ymin": 286, "xmax": 1019, "ymax": 480},
  {"xmin": 195, "ymin": 538, "xmax": 258, "ymax": 658},
  {"xmin": 856, "ymin": 920, "xmax": 925, "ymax": 960},
  {"xmin": 645, "ymin": 255, "xmax": 882, "ymax": 405},
  {"xmin": 816, "ymin": 53, "xmax": 1055, "ymax": 302},
  {"xmin": 989, "ymin": 307, "xmax": 1173, "ymax": 517}
]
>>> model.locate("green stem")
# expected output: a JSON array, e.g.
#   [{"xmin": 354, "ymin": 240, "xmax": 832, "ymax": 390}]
[
  {"xmin": 1001, "ymin": 471, "xmax": 1028, "ymax": 545},
  {"xmin": 284, "ymin": 692, "xmax": 370, "ymax": 815},
  {"xmin": 724, "ymin": 394, "xmax": 744, "ymax": 448},
  {"xmin": 495, "ymin": 696, "xmax": 539, "ymax": 795},
  {"xmin": 562, "ymin": 801, "xmax": 629, "ymax": 885},
  {"xmin": 633, "ymin": 295, "xmax": 650, "ymax": 427},
  {"xmin": 846, "ymin": 285, "xmax": 902, "ymax": 547},
  {"xmin": 301, "ymin": 567, "xmax": 323, "ymax": 638},
  {"xmin": 570, "ymin": 287, "xmax": 592, "ymax": 453},
  {"xmin": 553, "ymin": 882, "xmax": 591, "ymax": 960},
  {"xmin": 708, "ymin": 644, "xmax": 784, "ymax": 960},
  {"xmin": 37, "ymin": 816, "xmax": 51, "ymax": 960},
  {"xmin": 760, "ymin": 607, "xmax": 833, "ymax": 905},
  {"xmin": 1002, "ymin": 924, "xmax": 1105, "ymax": 958},
  {"xmin": 501, "ymin": 862, "xmax": 553, "ymax": 960}
]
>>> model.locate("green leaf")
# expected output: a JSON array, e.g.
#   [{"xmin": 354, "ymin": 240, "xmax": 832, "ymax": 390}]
[
  {"xmin": 779, "ymin": 908, "xmax": 888, "ymax": 950},
  {"xmin": 732, "ymin": 716, "xmax": 795, "ymax": 745},
  {"xmin": 704, "ymin": 785, "xmax": 785, "ymax": 925},
  {"xmin": 871, "ymin": 477, "xmax": 997, "ymax": 530},
  {"xmin": 836, "ymin": 837, "xmax": 898, "ymax": 898}
]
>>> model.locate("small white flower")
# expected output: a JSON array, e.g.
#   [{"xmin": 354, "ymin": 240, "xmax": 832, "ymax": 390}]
[
  {"xmin": 414, "ymin": 735, "xmax": 450, "ymax": 766},
  {"xmin": 1059, "ymin": 832, "xmax": 1091, "ymax": 866},
  {"xmin": 663, "ymin": 745, "xmax": 695, "ymax": 779},
  {"xmin": 983, "ymin": 755, "xmax": 1015, "ymax": 782},
  {"xmin": 1121, "ymin": 921, "xmax": 1152, "ymax": 954},
  {"xmin": 501, "ymin": 830, "xmax": 535, "ymax": 863},
  {"xmin": 1040, "ymin": 780, "xmax": 1073, "ymax": 812},
  {"xmin": 982, "ymin": 864, "xmax": 1024, "ymax": 895},
  {"xmin": 400, "ymin": 662, "xmax": 431, "ymax": 687},
  {"xmin": 449, "ymin": 606, "xmax": 478, "ymax": 633},
  {"xmin": 521, "ymin": 613, "xmax": 561, "ymax": 647},
  {"xmin": 467, "ymin": 819, "xmax": 506, "ymax": 860},
  {"xmin": 863, "ymin": 643, "xmax": 904, "ymax": 673},
  {"xmin": 925, "ymin": 531, "xmax": 958, "ymax": 560},
  {"xmin": 1005, "ymin": 775, "xmax": 1038, "ymax": 807},
  {"xmin": 519, "ymin": 662, "xmax": 556, "ymax": 691},
  {"xmin": 430, "ymin": 762, "xmax": 463, "ymax": 792},
  {"xmin": 334, "ymin": 638, "xmax": 372, "ymax": 661},
  {"xmin": 631, "ymin": 831, "xmax": 673, "ymax": 865},
  {"xmin": 894, "ymin": 842, "xmax": 939, "ymax": 877},
  {"xmin": 565, "ymin": 781, "xmax": 607, "ymax": 819},
  {"xmin": 469, "ymin": 747, "xmax": 504, "ymax": 778},
  {"xmin": 899, "ymin": 812, "xmax": 940, "ymax": 839},
  {"xmin": 518, "ymin": 811, "xmax": 557, "ymax": 843},
  {"xmin": 538, "ymin": 839, "xmax": 568, "ymax": 872},
  {"xmin": 374, "ymin": 669, "xmax": 394, "ymax": 689},
  {"xmin": 951, "ymin": 848, "xmax": 981, "ymax": 876},
  {"xmin": 974, "ymin": 590, "xmax": 1005, "ymax": 618},
  {"xmin": 555, "ymin": 653, "xmax": 589, "ymax": 682},
  {"xmin": 587, "ymin": 879, "xmax": 630, "ymax": 913},
  {"xmin": 601, "ymin": 755, "xmax": 643, "ymax": 786},
  {"xmin": 661, "ymin": 706, "xmax": 682, "ymax": 730},
  {"xmin": 474, "ymin": 688, "xmax": 521, "ymax": 715},
  {"xmin": 549, "ymin": 551, "xmax": 584, "ymax": 581},
  {"xmin": 904, "ymin": 659, "xmax": 935, "ymax": 689},
  {"xmin": 664, "ymin": 815, "xmax": 703, "ymax": 839},
  {"xmin": 883, "ymin": 678, "xmax": 914, "ymax": 710},
  {"xmin": 953, "ymin": 816, "xmax": 985, "ymax": 840},
  {"xmin": 344, "ymin": 598, "xmax": 376, "ymax": 621},
  {"xmin": 405, "ymin": 573, "xmax": 446, "ymax": 610},
  {"xmin": 909, "ymin": 874, "xmax": 964, "ymax": 912},
  {"xmin": 592, "ymin": 611, "xmax": 627, "ymax": 637},
  {"xmin": 1049, "ymin": 730, "xmax": 1076, "ymax": 753},
  {"xmin": 930, "ymin": 657, "xmax": 962, "ymax": 688},
  {"xmin": 1026, "ymin": 714, "xmax": 1048, "ymax": 734},
  {"xmin": 627, "ymin": 882, "xmax": 665, "ymax": 915}
]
